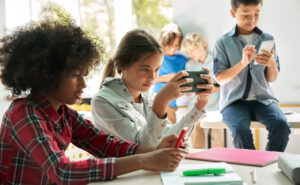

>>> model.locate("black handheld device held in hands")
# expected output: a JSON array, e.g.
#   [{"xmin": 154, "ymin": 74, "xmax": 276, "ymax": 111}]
[{"xmin": 180, "ymin": 70, "xmax": 209, "ymax": 93}]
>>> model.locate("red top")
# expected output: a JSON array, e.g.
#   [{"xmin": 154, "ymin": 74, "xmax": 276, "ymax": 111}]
[{"xmin": 0, "ymin": 95, "xmax": 139, "ymax": 184}]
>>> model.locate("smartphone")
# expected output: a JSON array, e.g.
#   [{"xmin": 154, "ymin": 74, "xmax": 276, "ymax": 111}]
[
  {"xmin": 180, "ymin": 70, "xmax": 208, "ymax": 93},
  {"xmin": 255, "ymin": 40, "xmax": 275, "ymax": 65},
  {"xmin": 258, "ymin": 40, "xmax": 274, "ymax": 54},
  {"xmin": 174, "ymin": 127, "xmax": 189, "ymax": 148}
]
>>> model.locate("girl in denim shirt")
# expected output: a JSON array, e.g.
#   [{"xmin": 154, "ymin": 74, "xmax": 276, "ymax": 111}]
[{"xmin": 91, "ymin": 29, "xmax": 213, "ymax": 146}]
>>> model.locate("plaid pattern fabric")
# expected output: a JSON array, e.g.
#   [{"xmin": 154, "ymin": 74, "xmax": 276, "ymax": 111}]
[{"xmin": 0, "ymin": 95, "xmax": 139, "ymax": 185}]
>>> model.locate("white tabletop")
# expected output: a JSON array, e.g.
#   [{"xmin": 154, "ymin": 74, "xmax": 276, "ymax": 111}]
[{"xmin": 89, "ymin": 149, "xmax": 293, "ymax": 185}]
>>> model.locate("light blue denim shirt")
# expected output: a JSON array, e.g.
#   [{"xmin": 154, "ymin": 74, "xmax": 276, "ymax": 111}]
[
  {"xmin": 91, "ymin": 77, "xmax": 205, "ymax": 146},
  {"xmin": 213, "ymin": 25, "xmax": 280, "ymax": 111}
]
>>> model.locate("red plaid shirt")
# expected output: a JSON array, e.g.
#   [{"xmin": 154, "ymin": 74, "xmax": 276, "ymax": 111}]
[{"xmin": 0, "ymin": 95, "xmax": 139, "ymax": 185}]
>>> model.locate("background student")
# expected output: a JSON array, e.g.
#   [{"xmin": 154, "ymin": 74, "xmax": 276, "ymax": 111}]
[
  {"xmin": 213, "ymin": 0, "xmax": 290, "ymax": 151},
  {"xmin": 0, "ymin": 20, "xmax": 188, "ymax": 184},
  {"xmin": 153, "ymin": 23, "xmax": 187, "ymax": 123},
  {"xmin": 91, "ymin": 29, "xmax": 213, "ymax": 147},
  {"xmin": 175, "ymin": 32, "xmax": 224, "ymax": 148}
]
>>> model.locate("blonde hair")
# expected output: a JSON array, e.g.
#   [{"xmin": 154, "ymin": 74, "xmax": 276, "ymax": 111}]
[
  {"xmin": 158, "ymin": 23, "xmax": 182, "ymax": 47},
  {"xmin": 181, "ymin": 32, "xmax": 208, "ymax": 54}
]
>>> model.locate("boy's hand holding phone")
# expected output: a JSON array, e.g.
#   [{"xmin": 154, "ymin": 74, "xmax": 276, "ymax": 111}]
[
  {"xmin": 255, "ymin": 49, "xmax": 276, "ymax": 67},
  {"xmin": 254, "ymin": 40, "xmax": 276, "ymax": 67}
]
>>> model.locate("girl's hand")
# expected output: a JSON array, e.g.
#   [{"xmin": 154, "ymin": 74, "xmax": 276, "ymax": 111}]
[
  {"xmin": 255, "ymin": 48, "xmax": 276, "ymax": 67},
  {"xmin": 156, "ymin": 134, "xmax": 190, "ymax": 149},
  {"xmin": 140, "ymin": 148, "xmax": 188, "ymax": 171},
  {"xmin": 194, "ymin": 67, "xmax": 213, "ymax": 111},
  {"xmin": 152, "ymin": 71, "xmax": 193, "ymax": 119},
  {"xmin": 156, "ymin": 135, "xmax": 178, "ymax": 149},
  {"xmin": 158, "ymin": 71, "xmax": 194, "ymax": 103}
]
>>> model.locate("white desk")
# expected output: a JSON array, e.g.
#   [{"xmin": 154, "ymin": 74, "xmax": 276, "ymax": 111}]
[{"xmin": 89, "ymin": 149, "xmax": 293, "ymax": 185}]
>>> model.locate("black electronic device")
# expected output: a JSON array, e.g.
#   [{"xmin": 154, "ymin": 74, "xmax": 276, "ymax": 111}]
[{"xmin": 180, "ymin": 70, "xmax": 208, "ymax": 93}]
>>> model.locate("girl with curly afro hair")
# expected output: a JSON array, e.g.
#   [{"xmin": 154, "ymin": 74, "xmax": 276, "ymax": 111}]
[{"xmin": 0, "ymin": 20, "xmax": 187, "ymax": 184}]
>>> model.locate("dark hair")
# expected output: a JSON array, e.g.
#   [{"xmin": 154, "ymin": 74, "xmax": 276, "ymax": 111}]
[
  {"xmin": 101, "ymin": 29, "xmax": 163, "ymax": 86},
  {"xmin": 0, "ymin": 21, "xmax": 102, "ymax": 98},
  {"xmin": 158, "ymin": 23, "xmax": 182, "ymax": 47},
  {"xmin": 231, "ymin": 0, "xmax": 263, "ymax": 11}
]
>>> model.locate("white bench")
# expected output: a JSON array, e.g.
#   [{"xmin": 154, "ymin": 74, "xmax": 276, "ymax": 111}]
[{"xmin": 200, "ymin": 111, "xmax": 300, "ymax": 149}]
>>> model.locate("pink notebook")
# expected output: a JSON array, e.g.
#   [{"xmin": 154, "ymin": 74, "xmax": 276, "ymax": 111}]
[{"xmin": 186, "ymin": 147, "xmax": 282, "ymax": 167}]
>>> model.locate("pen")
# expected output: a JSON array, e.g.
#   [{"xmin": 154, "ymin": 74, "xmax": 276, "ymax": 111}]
[{"xmin": 183, "ymin": 168, "xmax": 226, "ymax": 176}]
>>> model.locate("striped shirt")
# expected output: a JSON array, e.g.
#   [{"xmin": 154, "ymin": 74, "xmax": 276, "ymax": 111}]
[{"xmin": 0, "ymin": 95, "xmax": 139, "ymax": 185}]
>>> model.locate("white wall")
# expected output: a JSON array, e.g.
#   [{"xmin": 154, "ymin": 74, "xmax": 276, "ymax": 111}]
[
  {"xmin": 114, "ymin": 0, "xmax": 133, "ymax": 46},
  {"xmin": 173, "ymin": 0, "xmax": 300, "ymax": 104},
  {"xmin": 0, "ymin": 0, "xmax": 10, "ymax": 120},
  {"xmin": 0, "ymin": 0, "xmax": 82, "ymax": 121},
  {"xmin": 5, "ymin": 0, "xmax": 31, "ymax": 32},
  {"xmin": 0, "ymin": 0, "xmax": 5, "ymax": 37}
]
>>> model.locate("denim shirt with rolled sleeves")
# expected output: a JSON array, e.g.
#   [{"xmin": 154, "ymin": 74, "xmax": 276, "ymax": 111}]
[
  {"xmin": 213, "ymin": 25, "xmax": 280, "ymax": 112},
  {"xmin": 91, "ymin": 77, "xmax": 205, "ymax": 147}
]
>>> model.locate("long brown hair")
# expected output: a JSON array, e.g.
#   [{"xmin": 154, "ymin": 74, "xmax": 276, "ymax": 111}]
[{"xmin": 101, "ymin": 29, "xmax": 163, "ymax": 87}]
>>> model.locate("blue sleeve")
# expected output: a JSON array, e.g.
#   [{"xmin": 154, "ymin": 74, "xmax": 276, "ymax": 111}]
[
  {"xmin": 273, "ymin": 42, "xmax": 280, "ymax": 72},
  {"xmin": 213, "ymin": 39, "xmax": 230, "ymax": 76}
]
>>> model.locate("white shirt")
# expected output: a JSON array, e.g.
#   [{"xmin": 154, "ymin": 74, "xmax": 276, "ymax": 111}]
[{"xmin": 241, "ymin": 33, "xmax": 257, "ymax": 101}]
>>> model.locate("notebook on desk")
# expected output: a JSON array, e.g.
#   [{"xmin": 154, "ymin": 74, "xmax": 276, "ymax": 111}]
[
  {"xmin": 186, "ymin": 147, "xmax": 282, "ymax": 167},
  {"xmin": 161, "ymin": 162, "xmax": 243, "ymax": 185}
]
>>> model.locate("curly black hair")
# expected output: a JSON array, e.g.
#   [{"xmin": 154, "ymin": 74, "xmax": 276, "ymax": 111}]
[{"xmin": 0, "ymin": 20, "xmax": 103, "ymax": 98}]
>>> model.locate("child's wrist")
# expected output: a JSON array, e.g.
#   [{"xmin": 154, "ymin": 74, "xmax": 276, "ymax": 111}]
[
  {"xmin": 137, "ymin": 153, "xmax": 152, "ymax": 170},
  {"xmin": 154, "ymin": 94, "xmax": 170, "ymax": 107},
  {"xmin": 195, "ymin": 101, "xmax": 206, "ymax": 111},
  {"xmin": 134, "ymin": 154, "xmax": 144, "ymax": 169},
  {"xmin": 268, "ymin": 58, "xmax": 277, "ymax": 68},
  {"xmin": 239, "ymin": 60, "xmax": 248, "ymax": 68}
]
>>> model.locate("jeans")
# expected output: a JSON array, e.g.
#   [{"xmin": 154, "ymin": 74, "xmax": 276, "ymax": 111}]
[{"xmin": 222, "ymin": 100, "xmax": 290, "ymax": 151}]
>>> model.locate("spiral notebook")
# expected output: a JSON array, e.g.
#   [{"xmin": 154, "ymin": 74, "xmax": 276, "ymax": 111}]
[{"xmin": 186, "ymin": 147, "xmax": 282, "ymax": 167}]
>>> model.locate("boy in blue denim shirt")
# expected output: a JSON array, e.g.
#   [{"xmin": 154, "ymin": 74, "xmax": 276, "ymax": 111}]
[{"xmin": 213, "ymin": 0, "xmax": 290, "ymax": 151}]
